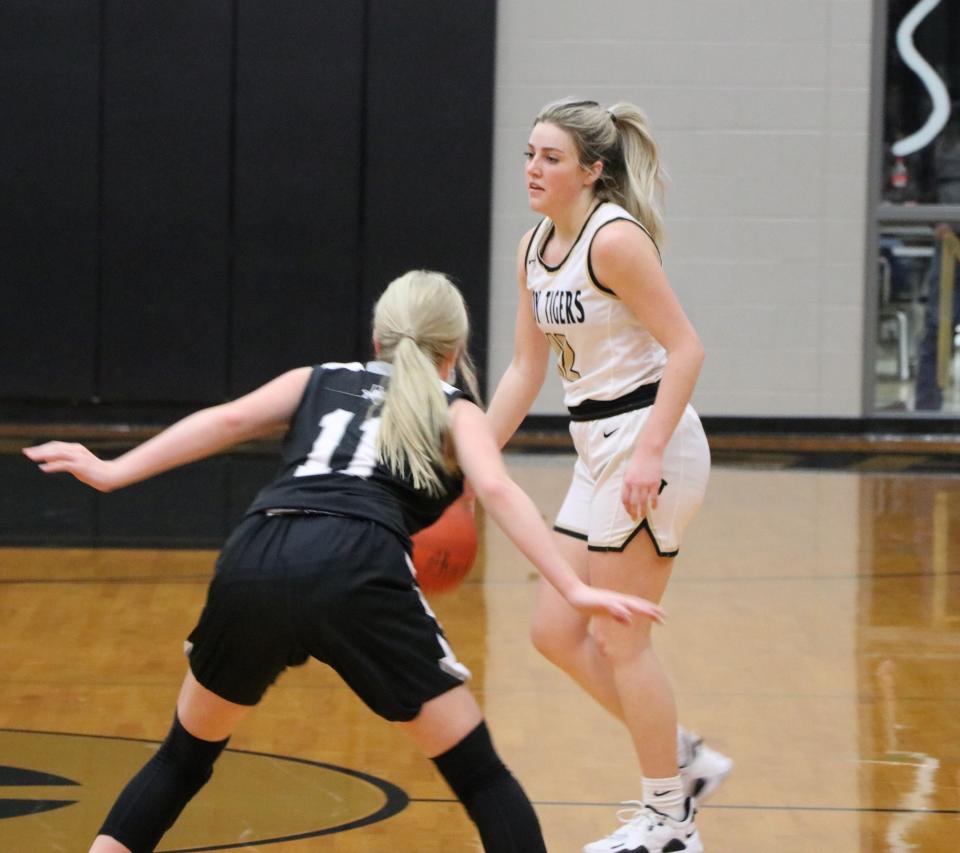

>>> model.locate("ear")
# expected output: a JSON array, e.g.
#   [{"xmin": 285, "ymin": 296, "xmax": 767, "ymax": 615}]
[
  {"xmin": 583, "ymin": 160, "xmax": 603, "ymax": 187},
  {"xmin": 372, "ymin": 335, "xmax": 381, "ymax": 355}
]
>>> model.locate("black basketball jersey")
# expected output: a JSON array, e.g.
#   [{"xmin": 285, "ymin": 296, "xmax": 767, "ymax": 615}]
[{"xmin": 247, "ymin": 361, "xmax": 466, "ymax": 541}]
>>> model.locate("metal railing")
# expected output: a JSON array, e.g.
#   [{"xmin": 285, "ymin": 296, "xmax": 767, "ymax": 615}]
[{"xmin": 936, "ymin": 229, "xmax": 960, "ymax": 390}]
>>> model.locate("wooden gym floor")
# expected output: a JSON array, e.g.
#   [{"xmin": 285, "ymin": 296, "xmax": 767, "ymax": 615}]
[{"xmin": 1, "ymin": 445, "xmax": 959, "ymax": 851}]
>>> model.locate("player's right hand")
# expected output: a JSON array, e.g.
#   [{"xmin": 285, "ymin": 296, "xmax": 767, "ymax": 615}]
[
  {"xmin": 566, "ymin": 584, "xmax": 667, "ymax": 626},
  {"xmin": 23, "ymin": 442, "xmax": 119, "ymax": 492}
]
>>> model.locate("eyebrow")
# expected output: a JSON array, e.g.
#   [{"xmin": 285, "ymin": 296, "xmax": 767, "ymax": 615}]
[{"xmin": 526, "ymin": 145, "xmax": 565, "ymax": 153}]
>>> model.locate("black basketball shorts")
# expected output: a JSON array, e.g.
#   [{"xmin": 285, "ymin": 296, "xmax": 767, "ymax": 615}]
[{"xmin": 185, "ymin": 513, "xmax": 470, "ymax": 721}]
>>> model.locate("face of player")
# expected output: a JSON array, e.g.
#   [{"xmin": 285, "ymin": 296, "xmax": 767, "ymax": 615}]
[{"xmin": 525, "ymin": 122, "xmax": 596, "ymax": 216}]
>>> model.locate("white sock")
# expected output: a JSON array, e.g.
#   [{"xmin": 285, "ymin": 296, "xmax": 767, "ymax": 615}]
[{"xmin": 642, "ymin": 775, "xmax": 686, "ymax": 820}]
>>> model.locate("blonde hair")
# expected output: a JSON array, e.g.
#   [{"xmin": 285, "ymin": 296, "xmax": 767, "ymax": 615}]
[
  {"xmin": 535, "ymin": 98, "xmax": 667, "ymax": 245},
  {"xmin": 373, "ymin": 270, "xmax": 480, "ymax": 495}
]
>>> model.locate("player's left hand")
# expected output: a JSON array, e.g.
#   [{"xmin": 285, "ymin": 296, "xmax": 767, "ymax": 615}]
[
  {"xmin": 566, "ymin": 584, "xmax": 666, "ymax": 626},
  {"xmin": 620, "ymin": 447, "xmax": 663, "ymax": 520},
  {"xmin": 23, "ymin": 442, "xmax": 120, "ymax": 492}
]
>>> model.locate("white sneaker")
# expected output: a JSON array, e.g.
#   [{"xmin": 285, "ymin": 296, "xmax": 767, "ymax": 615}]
[
  {"xmin": 582, "ymin": 799, "xmax": 703, "ymax": 853},
  {"xmin": 679, "ymin": 731, "xmax": 732, "ymax": 803}
]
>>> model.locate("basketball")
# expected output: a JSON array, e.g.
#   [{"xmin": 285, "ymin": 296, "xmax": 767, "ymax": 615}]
[{"xmin": 411, "ymin": 496, "xmax": 478, "ymax": 593}]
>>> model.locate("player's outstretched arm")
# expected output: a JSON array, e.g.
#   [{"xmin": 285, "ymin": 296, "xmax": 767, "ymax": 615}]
[
  {"xmin": 23, "ymin": 367, "xmax": 313, "ymax": 492},
  {"xmin": 449, "ymin": 399, "xmax": 665, "ymax": 626}
]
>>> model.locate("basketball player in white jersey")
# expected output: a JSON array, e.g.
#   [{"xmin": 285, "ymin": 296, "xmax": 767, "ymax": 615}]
[{"xmin": 486, "ymin": 99, "xmax": 732, "ymax": 853}]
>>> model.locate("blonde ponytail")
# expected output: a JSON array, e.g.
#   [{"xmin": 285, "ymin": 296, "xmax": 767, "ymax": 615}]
[
  {"xmin": 607, "ymin": 103, "xmax": 666, "ymax": 246},
  {"xmin": 372, "ymin": 270, "xmax": 475, "ymax": 495},
  {"xmin": 534, "ymin": 98, "xmax": 667, "ymax": 246}
]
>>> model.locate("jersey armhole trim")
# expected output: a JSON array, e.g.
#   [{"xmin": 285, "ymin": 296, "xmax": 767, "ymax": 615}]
[
  {"xmin": 284, "ymin": 365, "xmax": 323, "ymax": 431},
  {"xmin": 524, "ymin": 219, "xmax": 545, "ymax": 270},
  {"xmin": 587, "ymin": 217, "xmax": 663, "ymax": 297}
]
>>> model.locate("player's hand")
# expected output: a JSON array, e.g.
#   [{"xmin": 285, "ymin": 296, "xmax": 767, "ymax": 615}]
[
  {"xmin": 23, "ymin": 442, "xmax": 120, "ymax": 492},
  {"xmin": 565, "ymin": 584, "xmax": 666, "ymax": 626},
  {"xmin": 620, "ymin": 446, "xmax": 663, "ymax": 520}
]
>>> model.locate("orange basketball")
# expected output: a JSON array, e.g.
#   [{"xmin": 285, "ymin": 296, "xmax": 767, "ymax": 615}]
[{"xmin": 411, "ymin": 496, "xmax": 478, "ymax": 594}]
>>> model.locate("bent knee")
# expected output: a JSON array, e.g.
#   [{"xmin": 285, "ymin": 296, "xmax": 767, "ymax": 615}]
[
  {"xmin": 591, "ymin": 619, "xmax": 654, "ymax": 664},
  {"xmin": 530, "ymin": 617, "xmax": 585, "ymax": 666}
]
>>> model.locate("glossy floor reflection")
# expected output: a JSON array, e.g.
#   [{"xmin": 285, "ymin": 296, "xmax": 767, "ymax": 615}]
[{"xmin": 1, "ymin": 454, "xmax": 958, "ymax": 851}]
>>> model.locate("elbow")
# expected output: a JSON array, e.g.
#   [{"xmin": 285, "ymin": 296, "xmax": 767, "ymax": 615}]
[
  {"xmin": 692, "ymin": 339, "xmax": 706, "ymax": 370},
  {"xmin": 667, "ymin": 337, "xmax": 705, "ymax": 374},
  {"xmin": 470, "ymin": 475, "xmax": 514, "ymax": 512},
  {"xmin": 687, "ymin": 343, "xmax": 705, "ymax": 384},
  {"xmin": 216, "ymin": 402, "xmax": 257, "ymax": 440},
  {"xmin": 530, "ymin": 357, "xmax": 549, "ymax": 386},
  {"xmin": 511, "ymin": 352, "xmax": 548, "ymax": 387}
]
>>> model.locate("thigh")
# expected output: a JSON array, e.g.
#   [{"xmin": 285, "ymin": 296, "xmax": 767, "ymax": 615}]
[
  {"xmin": 291, "ymin": 525, "xmax": 471, "ymax": 723},
  {"xmin": 553, "ymin": 454, "xmax": 593, "ymax": 541},
  {"xmin": 586, "ymin": 406, "xmax": 710, "ymax": 555},
  {"xmin": 177, "ymin": 669, "xmax": 253, "ymax": 742},
  {"xmin": 186, "ymin": 516, "xmax": 308, "ymax": 707},
  {"xmin": 589, "ymin": 531, "xmax": 674, "ymax": 603},
  {"xmin": 395, "ymin": 685, "xmax": 484, "ymax": 758},
  {"xmin": 588, "ymin": 533, "xmax": 674, "ymax": 653},
  {"xmin": 651, "ymin": 406, "xmax": 711, "ymax": 551},
  {"xmin": 532, "ymin": 529, "xmax": 591, "ymax": 635}
]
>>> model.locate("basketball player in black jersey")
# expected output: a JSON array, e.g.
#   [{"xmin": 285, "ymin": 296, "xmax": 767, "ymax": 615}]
[{"xmin": 25, "ymin": 270, "xmax": 665, "ymax": 853}]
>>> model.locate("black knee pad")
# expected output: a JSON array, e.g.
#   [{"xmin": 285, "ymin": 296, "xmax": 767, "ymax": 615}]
[
  {"xmin": 431, "ymin": 720, "xmax": 507, "ymax": 802},
  {"xmin": 99, "ymin": 715, "xmax": 229, "ymax": 852},
  {"xmin": 431, "ymin": 722, "xmax": 546, "ymax": 853},
  {"xmin": 158, "ymin": 715, "xmax": 228, "ymax": 784}
]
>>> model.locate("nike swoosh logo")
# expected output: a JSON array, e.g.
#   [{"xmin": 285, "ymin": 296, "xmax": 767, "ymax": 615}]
[
  {"xmin": 602, "ymin": 428, "xmax": 619, "ymax": 438},
  {"xmin": 653, "ymin": 789, "xmax": 672, "ymax": 797}
]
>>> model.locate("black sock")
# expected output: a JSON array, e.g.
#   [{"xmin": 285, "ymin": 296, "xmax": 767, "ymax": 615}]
[
  {"xmin": 99, "ymin": 715, "xmax": 229, "ymax": 852},
  {"xmin": 432, "ymin": 721, "xmax": 547, "ymax": 853}
]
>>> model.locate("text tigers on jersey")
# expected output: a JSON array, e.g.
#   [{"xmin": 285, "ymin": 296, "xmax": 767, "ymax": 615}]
[{"xmin": 533, "ymin": 290, "xmax": 585, "ymax": 326}]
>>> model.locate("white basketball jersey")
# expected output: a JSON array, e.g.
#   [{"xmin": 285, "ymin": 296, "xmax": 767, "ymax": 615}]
[{"xmin": 525, "ymin": 202, "xmax": 666, "ymax": 408}]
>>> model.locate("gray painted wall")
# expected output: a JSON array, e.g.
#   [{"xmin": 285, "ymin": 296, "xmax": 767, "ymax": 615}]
[{"xmin": 488, "ymin": 0, "xmax": 873, "ymax": 416}]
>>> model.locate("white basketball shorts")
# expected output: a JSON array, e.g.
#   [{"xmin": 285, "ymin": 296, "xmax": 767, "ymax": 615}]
[{"xmin": 553, "ymin": 404, "xmax": 710, "ymax": 555}]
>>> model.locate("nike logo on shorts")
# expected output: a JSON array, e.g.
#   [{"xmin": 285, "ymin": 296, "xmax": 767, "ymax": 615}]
[{"xmin": 602, "ymin": 427, "xmax": 619, "ymax": 438}]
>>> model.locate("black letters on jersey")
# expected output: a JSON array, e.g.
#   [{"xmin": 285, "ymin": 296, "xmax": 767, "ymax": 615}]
[
  {"xmin": 247, "ymin": 362, "xmax": 465, "ymax": 542},
  {"xmin": 532, "ymin": 289, "xmax": 585, "ymax": 325}
]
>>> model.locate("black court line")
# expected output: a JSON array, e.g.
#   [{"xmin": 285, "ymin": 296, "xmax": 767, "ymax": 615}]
[
  {"xmin": 408, "ymin": 796, "xmax": 960, "ymax": 816},
  {"xmin": 0, "ymin": 728, "xmax": 408, "ymax": 852}
]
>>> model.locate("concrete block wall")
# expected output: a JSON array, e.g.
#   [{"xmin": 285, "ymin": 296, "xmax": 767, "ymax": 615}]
[{"xmin": 487, "ymin": 0, "xmax": 874, "ymax": 416}]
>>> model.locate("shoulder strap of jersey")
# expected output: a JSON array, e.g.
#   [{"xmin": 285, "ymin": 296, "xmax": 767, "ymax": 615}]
[{"xmin": 525, "ymin": 218, "xmax": 549, "ymax": 267}]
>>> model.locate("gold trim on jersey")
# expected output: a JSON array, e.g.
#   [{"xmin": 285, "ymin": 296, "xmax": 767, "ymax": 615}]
[{"xmin": 544, "ymin": 332, "xmax": 581, "ymax": 381}]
